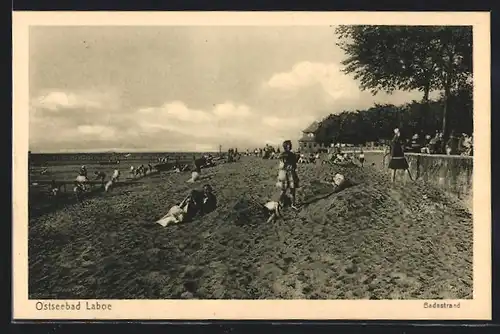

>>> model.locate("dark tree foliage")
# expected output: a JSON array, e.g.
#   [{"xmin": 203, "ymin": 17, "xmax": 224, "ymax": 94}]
[
  {"xmin": 335, "ymin": 25, "xmax": 473, "ymax": 142},
  {"xmin": 315, "ymin": 96, "xmax": 472, "ymax": 146}
]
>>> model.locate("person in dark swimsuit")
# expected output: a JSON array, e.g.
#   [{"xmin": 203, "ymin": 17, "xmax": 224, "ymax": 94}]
[
  {"xmin": 388, "ymin": 128, "xmax": 413, "ymax": 182},
  {"xmin": 278, "ymin": 140, "xmax": 300, "ymax": 209},
  {"xmin": 182, "ymin": 184, "xmax": 217, "ymax": 221}
]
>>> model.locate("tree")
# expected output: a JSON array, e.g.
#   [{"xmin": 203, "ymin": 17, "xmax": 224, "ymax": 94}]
[{"xmin": 335, "ymin": 25, "xmax": 472, "ymax": 142}]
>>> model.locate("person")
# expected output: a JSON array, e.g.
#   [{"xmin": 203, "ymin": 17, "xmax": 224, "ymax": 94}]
[
  {"xmin": 111, "ymin": 169, "xmax": 121, "ymax": 182},
  {"xmin": 73, "ymin": 180, "xmax": 85, "ymax": 202},
  {"xmin": 446, "ymin": 130, "xmax": 459, "ymax": 155},
  {"xmin": 50, "ymin": 180, "xmax": 60, "ymax": 197},
  {"xmin": 264, "ymin": 200, "xmax": 283, "ymax": 223},
  {"xmin": 421, "ymin": 135, "xmax": 431, "ymax": 154},
  {"xmin": 461, "ymin": 134, "xmax": 473, "ymax": 156},
  {"xmin": 156, "ymin": 184, "xmax": 217, "ymax": 226},
  {"xmin": 277, "ymin": 140, "xmax": 300, "ymax": 210},
  {"xmin": 79, "ymin": 165, "xmax": 87, "ymax": 177},
  {"xmin": 94, "ymin": 171, "xmax": 107, "ymax": 187},
  {"xmin": 429, "ymin": 132, "xmax": 441, "ymax": 154},
  {"xmin": 410, "ymin": 134, "xmax": 421, "ymax": 153},
  {"xmin": 319, "ymin": 172, "xmax": 348, "ymax": 191},
  {"xmin": 75, "ymin": 172, "xmax": 89, "ymax": 191},
  {"xmin": 388, "ymin": 128, "xmax": 413, "ymax": 183},
  {"xmin": 359, "ymin": 149, "xmax": 365, "ymax": 167},
  {"xmin": 104, "ymin": 179, "xmax": 114, "ymax": 192}
]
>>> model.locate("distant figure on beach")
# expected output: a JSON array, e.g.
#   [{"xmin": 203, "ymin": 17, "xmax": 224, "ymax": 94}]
[
  {"xmin": 111, "ymin": 169, "xmax": 121, "ymax": 182},
  {"xmin": 94, "ymin": 171, "xmax": 107, "ymax": 187},
  {"xmin": 358, "ymin": 149, "xmax": 365, "ymax": 167},
  {"xmin": 104, "ymin": 179, "xmax": 115, "ymax": 192},
  {"xmin": 73, "ymin": 181, "xmax": 86, "ymax": 202},
  {"xmin": 50, "ymin": 180, "xmax": 60, "ymax": 197},
  {"xmin": 75, "ymin": 170, "xmax": 90, "ymax": 191},
  {"xmin": 277, "ymin": 140, "xmax": 300, "ymax": 210},
  {"xmin": 79, "ymin": 165, "xmax": 87, "ymax": 177},
  {"xmin": 156, "ymin": 184, "xmax": 217, "ymax": 227},
  {"xmin": 388, "ymin": 128, "xmax": 413, "ymax": 183}
]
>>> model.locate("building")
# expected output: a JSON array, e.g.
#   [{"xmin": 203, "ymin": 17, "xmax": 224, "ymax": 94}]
[{"xmin": 298, "ymin": 121, "xmax": 327, "ymax": 153}]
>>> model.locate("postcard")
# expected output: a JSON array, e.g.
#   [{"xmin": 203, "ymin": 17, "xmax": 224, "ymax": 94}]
[{"xmin": 12, "ymin": 11, "xmax": 491, "ymax": 320}]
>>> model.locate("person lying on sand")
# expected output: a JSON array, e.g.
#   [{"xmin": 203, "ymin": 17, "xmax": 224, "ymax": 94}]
[
  {"xmin": 276, "ymin": 140, "xmax": 300, "ymax": 210},
  {"xmin": 322, "ymin": 173, "xmax": 347, "ymax": 190},
  {"xmin": 187, "ymin": 170, "xmax": 201, "ymax": 183},
  {"xmin": 156, "ymin": 184, "xmax": 217, "ymax": 227}
]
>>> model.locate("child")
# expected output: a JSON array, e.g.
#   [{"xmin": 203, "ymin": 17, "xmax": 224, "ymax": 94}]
[
  {"xmin": 50, "ymin": 180, "xmax": 60, "ymax": 197},
  {"xmin": 388, "ymin": 128, "xmax": 413, "ymax": 183},
  {"xmin": 277, "ymin": 140, "xmax": 300, "ymax": 210},
  {"xmin": 264, "ymin": 200, "xmax": 283, "ymax": 223},
  {"xmin": 359, "ymin": 149, "xmax": 365, "ymax": 167}
]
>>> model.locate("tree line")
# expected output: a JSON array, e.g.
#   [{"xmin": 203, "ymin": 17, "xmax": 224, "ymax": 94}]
[
  {"xmin": 318, "ymin": 25, "xmax": 473, "ymax": 145},
  {"xmin": 315, "ymin": 87, "xmax": 472, "ymax": 146}
]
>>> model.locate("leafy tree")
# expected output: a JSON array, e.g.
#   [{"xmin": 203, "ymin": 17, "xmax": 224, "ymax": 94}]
[
  {"xmin": 314, "ymin": 96, "xmax": 471, "ymax": 147},
  {"xmin": 335, "ymin": 25, "xmax": 472, "ymax": 141}
]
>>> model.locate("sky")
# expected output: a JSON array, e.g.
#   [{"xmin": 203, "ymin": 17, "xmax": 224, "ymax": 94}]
[{"xmin": 29, "ymin": 26, "xmax": 438, "ymax": 153}]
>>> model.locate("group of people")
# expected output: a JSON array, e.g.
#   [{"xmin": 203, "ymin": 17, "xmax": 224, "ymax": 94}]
[
  {"xmin": 156, "ymin": 184, "xmax": 217, "ymax": 227},
  {"xmin": 69, "ymin": 165, "xmax": 122, "ymax": 199},
  {"xmin": 407, "ymin": 130, "xmax": 473, "ymax": 156},
  {"xmin": 130, "ymin": 164, "xmax": 155, "ymax": 178},
  {"xmin": 246, "ymin": 145, "xmax": 282, "ymax": 159}
]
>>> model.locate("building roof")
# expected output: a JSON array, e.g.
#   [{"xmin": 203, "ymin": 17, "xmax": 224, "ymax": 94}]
[
  {"xmin": 302, "ymin": 121, "xmax": 320, "ymax": 133},
  {"xmin": 298, "ymin": 135, "xmax": 316, "ymax": 143}
]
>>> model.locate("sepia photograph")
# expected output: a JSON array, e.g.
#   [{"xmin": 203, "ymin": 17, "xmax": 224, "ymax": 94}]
[{"xmin": 13, "ymin": 12, "xmax": 491, "ymax": 320}]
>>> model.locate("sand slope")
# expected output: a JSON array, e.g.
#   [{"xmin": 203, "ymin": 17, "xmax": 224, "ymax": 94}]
[{"xmin": 28, "ymin": 156, "xmax": 472, "ymax": 299}]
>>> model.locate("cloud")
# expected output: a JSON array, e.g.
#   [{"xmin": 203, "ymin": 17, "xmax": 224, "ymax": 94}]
[
  {"xmin": 31, "ymin": 89, "xmax": 121, "ymax": 113},
  {"xmin": 264, "ymin": 61, "xmax": 441, "ymax": 113},
  {"xmin": 266, "ymin": 61, "xmax": 362, "ymax": 100},
  {"xmin": 33, "ymin": 91, "xmax": 100, "ymax": 111},
  {"xmin": 77, "ymin": 125, "xmax": 117, "ymax": 139},
  {"xmin": 135, "ymin": 101, "xmax": 255, "ymax": 139},
  {"xmin": 29, "ymin": 63, "xmax": 440, "ymax": 152}
]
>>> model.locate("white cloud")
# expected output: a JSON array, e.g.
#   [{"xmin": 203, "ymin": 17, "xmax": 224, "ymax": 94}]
[
  {"xmin": 33, "ymin": 91, "xmax": 101, "ymax": 111},
  {"xmin": 264, "ymin": 61, "xmax": 442, "ymax": 114},
  {"xmin": 266, "ymin": 61, "xmax": 361, "ymax": 100},
  {"xmin": 135, "ymin": 101, "xmax": 256, "ymax": 138},
  {"xmin": 213, "ymin": 102, "xmax": 251, "ymax": 119},
  {"xmin": 77, "ymin": 125, "xmax": 117, "ymax": 139},
  {"xmin": 262, "ymin": 115, "xmax": 315, "ymax": 130},
  {"xmin": 138, "ymin": 101, "xmax": 211, "ymax": 123},
  {"xmin": 31, "ymin": 90, "xmax": 121, "ymax": 112}
]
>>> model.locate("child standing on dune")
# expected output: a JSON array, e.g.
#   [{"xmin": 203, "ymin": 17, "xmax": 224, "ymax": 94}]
[{"xmin": 277, "ymin": 140, "xmax": 300, "ymax": 210}]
